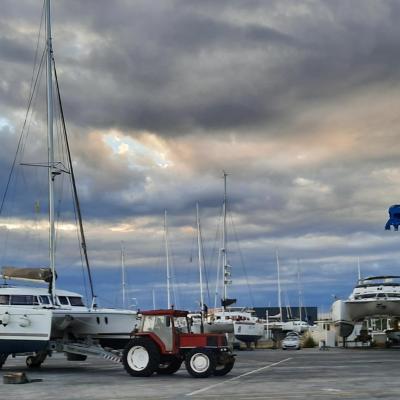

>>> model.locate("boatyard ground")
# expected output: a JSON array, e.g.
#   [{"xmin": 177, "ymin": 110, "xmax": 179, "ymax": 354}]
[{"xmin": 0, "ymin": 347, "xmax": 399, "ymax": 399}]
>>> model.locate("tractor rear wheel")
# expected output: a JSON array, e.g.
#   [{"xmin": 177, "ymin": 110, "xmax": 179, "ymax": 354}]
[
  {"xmin": 214, "ymin": 356, "xmax": 235, "ymax": 376},
  {"xmin": 123, "ymin": 337, "xmax": 160, "ymax": 377},
  {"xmin": 185, "ymin": 348, "xmax": 216, "ymax": 378},
  {"xmin": 156, "ymin": 356, "xmax": 182, "ymax": 375}
]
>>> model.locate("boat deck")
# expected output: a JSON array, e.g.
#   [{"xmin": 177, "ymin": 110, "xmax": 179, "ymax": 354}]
[{"xmin": 0, "ymin": 347, "xmax": 399, "ymax": 399}]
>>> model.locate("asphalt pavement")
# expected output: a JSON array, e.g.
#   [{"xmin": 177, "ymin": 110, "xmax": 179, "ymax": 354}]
[{"xmin": 0, "ymin": 347, "xmax": 399, "ymax": 399}]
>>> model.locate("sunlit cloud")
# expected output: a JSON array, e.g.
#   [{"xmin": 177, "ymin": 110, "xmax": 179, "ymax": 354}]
[{"xmin": 103, "ymin": 130, "xmax": 172, "ymax": 170}]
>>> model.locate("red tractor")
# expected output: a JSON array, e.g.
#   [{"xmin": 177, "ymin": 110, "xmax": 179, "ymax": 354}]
[{"xmin": 122, "ymin": 309, "xmax": 235, "ymax": 378}]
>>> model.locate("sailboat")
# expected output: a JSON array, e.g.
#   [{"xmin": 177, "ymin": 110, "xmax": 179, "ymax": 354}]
[
  {"xmin": 0, "ymin": 0, "xmax": 138, "ymax": 369},
  {"xmin": 203, "ymin": 173, "xmax": 263, "ymax": 344},
  {"xmin": 280, "ymin": 259, "xmax": 310, "ymax": 333}
]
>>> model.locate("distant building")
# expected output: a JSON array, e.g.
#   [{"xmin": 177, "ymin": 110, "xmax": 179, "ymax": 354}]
[{"xmin": 253, "ymin": 306, "xmax": 318, "ymax": 325}]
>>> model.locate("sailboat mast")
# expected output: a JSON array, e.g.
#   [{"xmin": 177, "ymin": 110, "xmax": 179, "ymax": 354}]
[
  {"xmin": 152, "ymin": 288, "xmax": 156, "ymax": 310},
  {"xmin": 297, "ymin": 259, "xmax": 303, "ymax": 322},
  {"xmin": 164, "ymin": 210, "xmax": 171, "ymax": 308},
  {"xmin": 46, "ymin": 0, "xmax": 56, "ymax": 304},
  {"xmin": 222, "ymin": 171, "xmax": 229, "ymax": 305},
  {"xmin": 121, "ymin": 241, "xmax": 126, "ymax": 308},
  {"xmin": 196, "ymin": 202, "xmax": 204, "ymax": 313},
  {"xmin": 276, "ymin": 249, "xmax": 283, "ymax": 323}
]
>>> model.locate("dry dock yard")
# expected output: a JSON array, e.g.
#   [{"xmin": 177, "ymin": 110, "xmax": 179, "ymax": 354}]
[{"xmin": 0, "ymin": 348, "xmax": 399, "ymax": 400}]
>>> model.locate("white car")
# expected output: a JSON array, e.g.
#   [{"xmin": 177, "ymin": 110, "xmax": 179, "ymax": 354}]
[{"xmin": 282, "ymin": 332, "xmax": 301, "ymax": 350}]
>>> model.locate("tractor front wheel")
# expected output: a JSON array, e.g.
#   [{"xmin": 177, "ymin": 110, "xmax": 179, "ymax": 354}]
[
  {"xmin": 123, "ymin": 337, "xmax": 160, "ymax": 377},
  {"xmin": 157, "ymin": 356, "xmax": 182, "ymax": 375},
  {"xmin": 185, "ymin": 348, "xmax": 216, "ymax": 378},
  {"xmin": 214, "ymin": 356, "xmax": 235, "ymax": 376}
]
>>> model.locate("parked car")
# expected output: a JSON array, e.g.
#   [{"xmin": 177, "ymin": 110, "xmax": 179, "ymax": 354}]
[{"xmin": 282, "ymin": 332, "xmax": 301, "ymax": 350}]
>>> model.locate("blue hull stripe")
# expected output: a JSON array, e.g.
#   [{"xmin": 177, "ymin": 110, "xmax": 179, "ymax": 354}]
[{"xmin": 0, "ymin": 340, "xmax": 49, "ymax": 354}]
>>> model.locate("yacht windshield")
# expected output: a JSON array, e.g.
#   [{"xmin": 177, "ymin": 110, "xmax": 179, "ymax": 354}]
[
  {"xmin": 58, "ymin": 296, "xmax": 69, "ymax": 306},
  {"xmin": 39, "ymin": 295, "xmax": 50, "ymax": 305},
  {"xmin": 10, "ymin": 295, "xmax": 39, "ymax": 305},
  {"xmin": 68, "ymin": 296, "xmax": 85, "ymax": 306}
]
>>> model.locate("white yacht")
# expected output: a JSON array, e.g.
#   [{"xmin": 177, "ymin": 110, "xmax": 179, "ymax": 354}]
[
  {"xmin": 281, "ymin": 320, "xmax": 310, "ymax": 333},
  {"xmin": 0, "ymin": 0, "xmax": 138, "ymax": 368},
  {"xmin": 0, "ymin": 283, "xmax": 138, "ymax": 349},
  {"xmin": 332, "ymin": 276, "xmax": 400, "ymax": 338},
  {"xmin": 204, "ymin": 307, "xmax": 264, "ymax": 344}
]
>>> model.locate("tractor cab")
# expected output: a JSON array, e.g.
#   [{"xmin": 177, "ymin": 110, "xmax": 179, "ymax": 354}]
[{"xmin": 138, "ymin": 310, "xmax": 191, "ymax": 352}]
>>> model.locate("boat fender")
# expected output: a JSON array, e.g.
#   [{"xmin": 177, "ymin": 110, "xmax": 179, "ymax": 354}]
[
  {"xmin": 0, "ymin": 311, "xmax": 10, "ymax": 326},
  {"xmin": 19, "ymin": 315, "xmax": 31, "ymax": 328}
]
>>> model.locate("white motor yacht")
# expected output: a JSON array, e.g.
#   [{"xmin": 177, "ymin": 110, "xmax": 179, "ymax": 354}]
[{"xmin": 332, "ymin": 276, "xmax": 400, "ymax": 338}]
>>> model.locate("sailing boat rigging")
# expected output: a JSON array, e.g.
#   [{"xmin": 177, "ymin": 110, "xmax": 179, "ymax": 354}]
[
  {"xmin": 214, "ymin": 172, "xmax": 236, "ymax": 310},
  {"xmin": 200, "ymin": 173, "xmax": 263, "ymax": 344}
]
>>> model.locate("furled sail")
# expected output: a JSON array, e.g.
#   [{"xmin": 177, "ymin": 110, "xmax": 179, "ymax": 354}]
[
  {"xmin": 1, "ymin": 266, "xmax": 53, "ymax": 283},
  {"xmin": 221, "ymin": 298, "xmax": 237, "ymax": 307}
]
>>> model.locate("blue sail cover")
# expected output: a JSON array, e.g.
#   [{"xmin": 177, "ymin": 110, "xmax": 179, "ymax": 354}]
[{"xmin": 385, "ymin": 205, "xmax": 400, "ymax": 231}]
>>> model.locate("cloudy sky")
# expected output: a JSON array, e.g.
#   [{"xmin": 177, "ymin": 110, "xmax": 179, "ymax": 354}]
[{"xmin": 1, "ymin": 0, "xmax": 400, "ymax": 313}]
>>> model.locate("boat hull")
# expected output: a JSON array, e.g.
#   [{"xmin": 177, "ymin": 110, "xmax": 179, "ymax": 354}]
[
  {"xmin": 332, "ymin": 300, "xmax": 354, "ymax": 338},
  {"xmin": 234, "ymin": 321, "xmax": 264, "ymax": 343},
  {"xmin": 203, "ymin": 321, "xmax": 234, "ymax": 334},
  {"xmin": 51, "ymin": 308, "xmax": 139, "ymax": 349},
  {"xmin": 332, "ymin": 298, "xmax": 400, "ymax": 338},
  {"xmin": 346, "ymin": 299, "xmax": 400, "ymax": 320},
  {"xmin": 0, "ymin": 307, "xmax": 52, "ymax": 354}
]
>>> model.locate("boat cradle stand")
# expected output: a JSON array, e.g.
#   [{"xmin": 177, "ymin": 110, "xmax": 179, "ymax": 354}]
[{"xmin": 49, "ymin": 340, "xmax": 122, "ymax": 363}]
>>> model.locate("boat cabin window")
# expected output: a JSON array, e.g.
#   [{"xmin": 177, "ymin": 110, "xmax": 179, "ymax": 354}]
[
  {"xmin": 0, "ymin": 295, "xmax": 10, "ymax": 305},
  {"xmin": 39, "ymin": 295, "xmax": 50, "ymax": 305},
  {"xmin": 358, "ymin": 294, "xmax": 377, "ymax": 299},
  {"xmin": 58, "ymin": 296, "xmax": 69, "ymax": 306},
  {"xmin": 68, "ymin": 296, "xmax": 84, "ymax": 307},
  {"xmin": 10, "ymin": 295, "xmax": 39, "ymax": 305}
]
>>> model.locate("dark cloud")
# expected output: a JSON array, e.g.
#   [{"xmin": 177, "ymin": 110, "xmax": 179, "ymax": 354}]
[{"xmin": 1, "ymin": 0, "xmax": 400, "ymax": 310}]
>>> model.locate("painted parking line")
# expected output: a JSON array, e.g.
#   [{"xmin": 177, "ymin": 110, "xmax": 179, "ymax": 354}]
[{"xmin": 186, "ymin": 357, "xmax": 292, "ymax": 397}]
